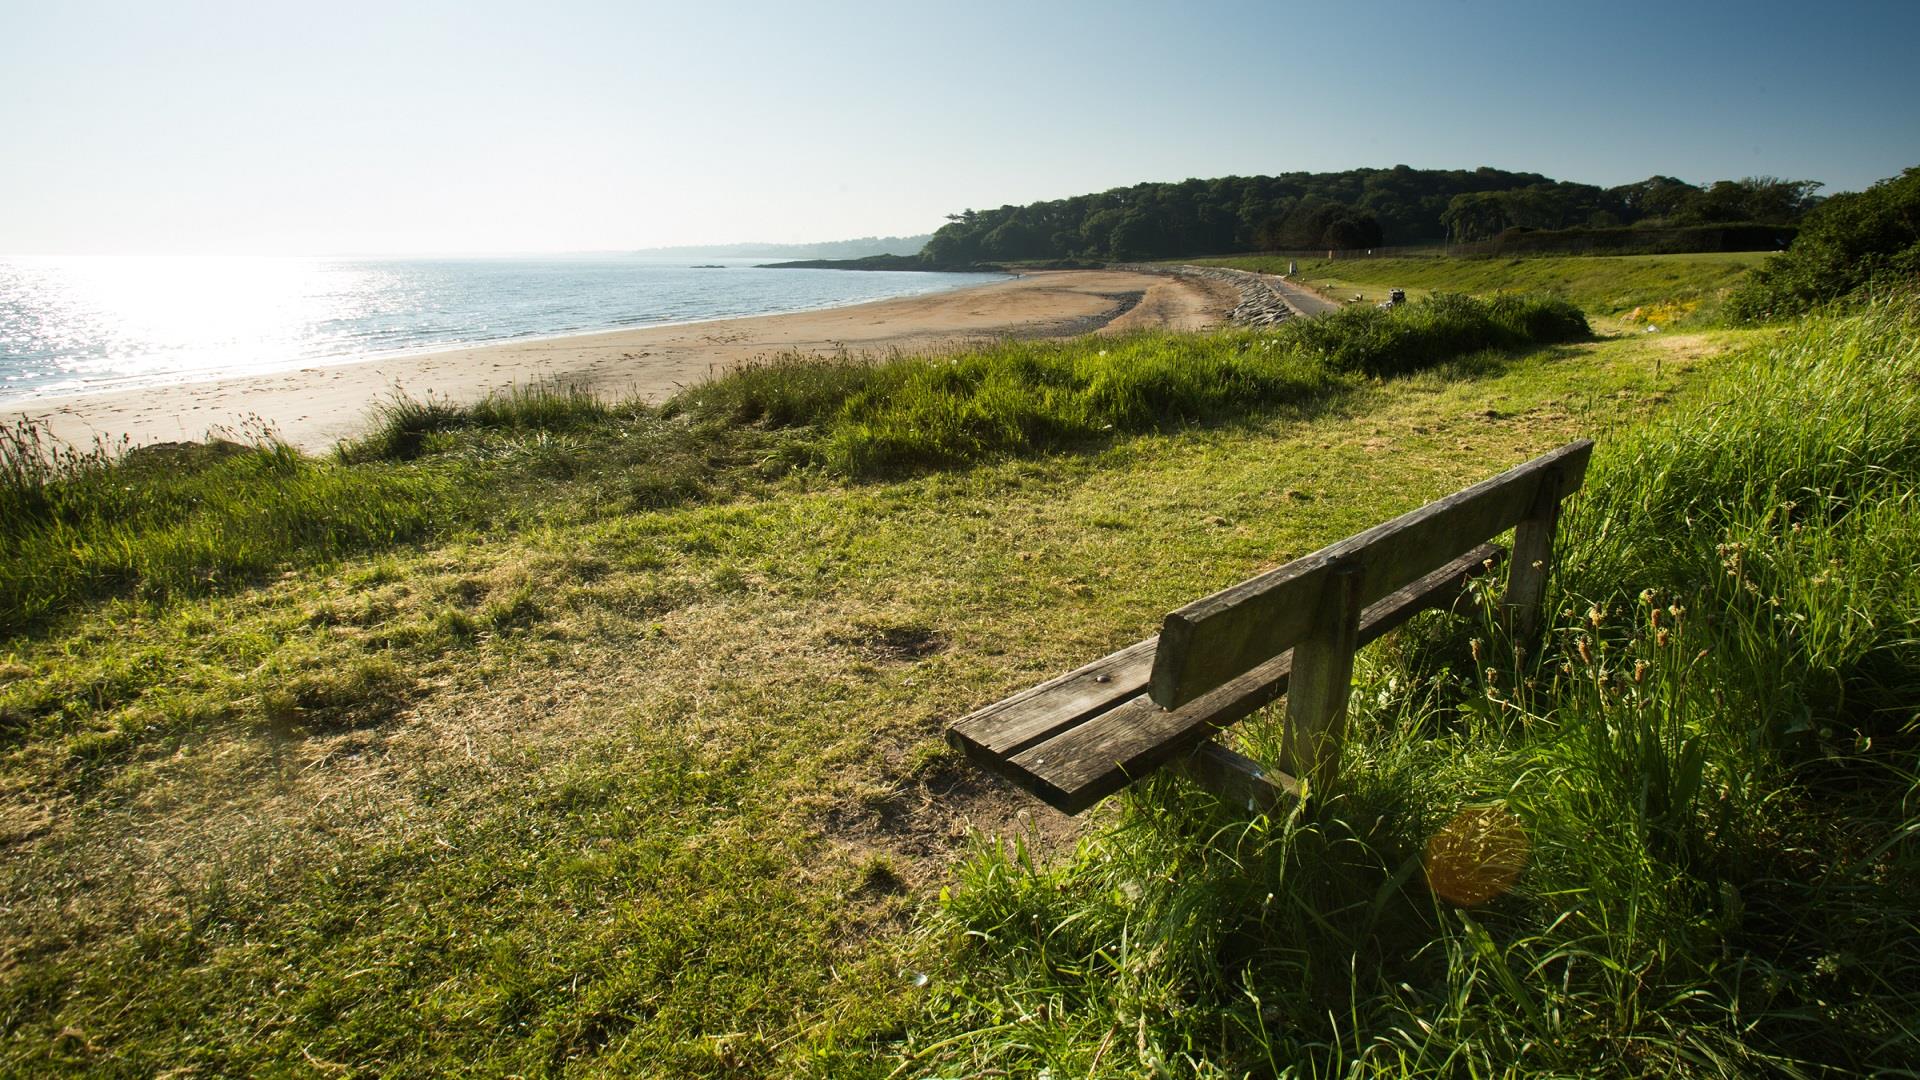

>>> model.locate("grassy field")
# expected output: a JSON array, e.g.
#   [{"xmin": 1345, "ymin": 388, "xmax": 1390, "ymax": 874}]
[
  {"xmin": 1192, "ymin": 252, "xmax": 1772, "ymax": 327},
  {"xmin": 3, "ymin": 277, "xmax": 1916, "ymax": 1073},
  {"xmin": 909, "ymin": 295, "xmax": 1920, "ymax": 1076}
]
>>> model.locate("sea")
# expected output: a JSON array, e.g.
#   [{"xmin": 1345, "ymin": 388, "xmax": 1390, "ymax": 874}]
[{"xmin": 0, "ymin": 254, "xmax": 1007, "ymax": 402}]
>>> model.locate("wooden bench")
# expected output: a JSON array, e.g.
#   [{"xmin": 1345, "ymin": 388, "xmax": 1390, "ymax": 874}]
[{"xmin": 949, "ymin": 440, "xmax": 1593, "ymax": 815}]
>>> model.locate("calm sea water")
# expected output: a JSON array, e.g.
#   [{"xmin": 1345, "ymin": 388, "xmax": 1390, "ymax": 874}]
[{"xmin": 0, "ymin": 254, "xmax": 1006, "ymax": 401}]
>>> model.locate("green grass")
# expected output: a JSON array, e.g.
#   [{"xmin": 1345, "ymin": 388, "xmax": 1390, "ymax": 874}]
[
  {"xmin": 10, "ymin": 253, "xmax": 1911, "ymax": 1074},
  {"xmin": 0, "ymin": 307, "xmax": 1707, "ymax": 1074},
  {"xmin": 1194, "ymin": 251, "xmax": 1771, "ymax": 326},
  {"xmin": 1, "ymin": 294, "xmax": 1585, "ymax": 636},
  {"xmin": 903, "ymin": 294, "xmax": 1920, "ymax": 1076},
  {"xmin": 0, "ymin": 418, "xmax": 453, "ymax": 634}
]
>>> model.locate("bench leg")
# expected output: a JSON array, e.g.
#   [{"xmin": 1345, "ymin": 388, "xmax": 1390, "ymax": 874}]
[
  {"xmin": 1504, "ymin": 470, "xmax": 1564, "ymax": 651},
  {"xmin": 1175, "ymin": 739, "xmax": 1301, "ymax": 813},
  {"xmin": 1282, "ymin": 566, "xmax": 1363, "ymax": 793}
]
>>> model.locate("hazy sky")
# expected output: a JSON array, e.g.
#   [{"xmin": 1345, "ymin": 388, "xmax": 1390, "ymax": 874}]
[{"xmin": 3, "ymin": 0, "xmax": 1915, "ymax": 255}]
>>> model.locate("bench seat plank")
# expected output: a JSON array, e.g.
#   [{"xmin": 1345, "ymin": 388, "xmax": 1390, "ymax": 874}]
[
  {"xmin": 949, "ymin": 637, "xmax": 1157, "ymax": 761},
  {"xmin": 979, "ymin": 542, "xmax": 1504, "ymax": 814}
]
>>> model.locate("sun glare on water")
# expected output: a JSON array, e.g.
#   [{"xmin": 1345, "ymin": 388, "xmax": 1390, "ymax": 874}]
[
  {"xmin": 2, "ymin": 253, "xmax": 360, "ymax": 384},
  {"xmin": 0, "ymin": 255, "xmax": 366, "ymax": 394}
]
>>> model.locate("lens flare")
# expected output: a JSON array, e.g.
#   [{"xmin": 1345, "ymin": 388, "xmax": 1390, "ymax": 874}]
[{"xmin": 1423, "ymin": 805, "xmax": 1529, "ymax": 906}]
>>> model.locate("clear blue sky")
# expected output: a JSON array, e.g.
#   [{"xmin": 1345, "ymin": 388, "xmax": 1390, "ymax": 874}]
[{"xmin": 2, "ymin": 0, "xmax": 1914, "ymax": 255}]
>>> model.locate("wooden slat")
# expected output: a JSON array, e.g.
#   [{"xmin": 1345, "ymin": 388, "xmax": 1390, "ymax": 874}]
[
  {"xmin": 1006, "ymin": 645, "xmax": 1293, "ymax": 812},
  {"xmin": 1503, "ymin": 466, "xmax": 1564, "ymax": 649},
  {"xmin": 1174, "ymin": 740, "xmax": 1300, "ymax": 812},
  {"xmin": 992, "ymin": 543, "xmax": 1504, "ymax": 813},
  {"xmin": 1280, "ymin": 567, "xmax": 1363, "ymax": 791},
  {"xmin": 1149, "ymin": 440, "xmax": 1591, "ymax": 710},
  {"xmin": 947, "ymin": 637, "xmax": 1156, "ymax": 761}
]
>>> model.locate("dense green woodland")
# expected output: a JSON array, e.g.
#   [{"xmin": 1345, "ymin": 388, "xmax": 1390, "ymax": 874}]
[{"xmin": 921, "ymin": 166, "xmax": 1823, "ymax": 264}]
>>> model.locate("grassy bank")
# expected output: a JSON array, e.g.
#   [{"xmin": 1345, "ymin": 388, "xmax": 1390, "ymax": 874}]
[
  {"xmin": 1, "ymin": 296, "xmax": 1695, "ymax": 1074},
  {"xmin": 0, "ymin": 293, "xmax": 1585, "ymax": 637},
  {"xmin": 13, "ymin": 280, "xmax": 1916, "ymax": 1074},
  {"xmin": 1193, "ymin": 251, "xmax": 1770, "ymax": 326},
  {"xmin": 905, "ymin": 294, "xmax": 1920, "ymax": 1075}
]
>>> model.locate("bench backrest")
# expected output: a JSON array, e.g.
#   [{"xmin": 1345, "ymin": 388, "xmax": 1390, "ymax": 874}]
[{"xmin": 1149, "ymin": 439, "xmax": 1593, "ymax": 710}]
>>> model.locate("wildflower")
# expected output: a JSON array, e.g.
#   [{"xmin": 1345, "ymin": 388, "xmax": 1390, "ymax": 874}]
[
  {"xmin": 1470, "ymin": 638, "xmax": 1483, "ymax": 664},
  {"xmin": 1576, "ymin": 638, "xmax": 1593, "ymax": 666},
  {"xmin": 1656, "ymin": 628, "xmax": 1671, "ymax": 648},
  {"xmin": 1588, "ymin": 604, "xmax": 1605, "ymax": 628},
  {"xmin": 1633, "ymin": 659, "xmax": 1649, "ymax": 684}
]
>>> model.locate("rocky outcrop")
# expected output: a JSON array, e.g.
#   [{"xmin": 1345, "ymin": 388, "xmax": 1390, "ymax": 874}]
[{"xmin": 1115, "ymin": 264, "xmax": 1311, "ymax": 326}]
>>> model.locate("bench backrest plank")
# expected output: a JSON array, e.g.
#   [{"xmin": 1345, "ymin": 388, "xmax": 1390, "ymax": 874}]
[
  {"xmin": 995, "ymin": 542, "xmax": 1505, "ymax": 812},
  {"xmin": 1149, "ymin": 439, "xmax": 1592, "ymax": 710}
]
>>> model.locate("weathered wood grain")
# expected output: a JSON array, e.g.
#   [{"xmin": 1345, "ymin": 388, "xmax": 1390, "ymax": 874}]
[
  {"xmin": 1174, "ymin": 740, "xmax": 1300, "ymax": 813},
  {"xmin": 1280, "ymin": 566, "xmax": 1363, "ymax": 791},
  {"xmin": 948, "ymin": 637, "xmax": 1156, "ymax": 761},
  {"xmin": 1148, "ymin": 440, "xmax": 1591, "ymax": 709},
  {"xmin": 1503, "ymin": 466, "xmax": 1564, "ymax": 648}
]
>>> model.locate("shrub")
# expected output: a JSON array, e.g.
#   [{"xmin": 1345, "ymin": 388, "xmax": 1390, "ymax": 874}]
[
  {"xmin": 1727, "ymin": 166, "xmax": 1920, "ymax": 320},
  {"xmin": 817, "ymin": 294, "xmax": 1585, "ymax": 473},
  {"xmin": 1280, "ymin": 292, "xmax": 1587, "ymax": 378}
]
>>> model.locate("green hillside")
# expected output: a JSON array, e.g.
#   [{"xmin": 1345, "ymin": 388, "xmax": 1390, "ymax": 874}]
[{"xmin": 1197, "ymin": 251, "xmax": 1772, "ymax": 324}]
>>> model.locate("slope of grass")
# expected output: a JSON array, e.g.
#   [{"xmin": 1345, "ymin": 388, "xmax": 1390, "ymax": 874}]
[
  {"xmin": 905, "ymin": 295, "xmax": 1920, "ymax": 1076},
  {"xmin": 0, "ymin": 321, "xmax": 1713, "ymax": 1075},
  {"xmin": 1, "ymin": 294, "xmax": 1585, "ymax": 635},
  {"xmin": 0, "ymin": 421, "xmax": 454, "ymax": 634},
  {"xmin": 1194, "ymin": 251, "xmax": 1770, "ymax": 325}
]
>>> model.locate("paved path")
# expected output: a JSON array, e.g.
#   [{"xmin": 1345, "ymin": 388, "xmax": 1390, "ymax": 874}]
[{"xmin": 1263, "ymin": 274, "xmax": 1341, "ymax": 316}]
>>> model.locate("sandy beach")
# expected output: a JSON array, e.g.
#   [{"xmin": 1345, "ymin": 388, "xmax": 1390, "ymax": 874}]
[{"xmin": 4, "ymin": 269, "xmax": 1234, "ymax": 454}]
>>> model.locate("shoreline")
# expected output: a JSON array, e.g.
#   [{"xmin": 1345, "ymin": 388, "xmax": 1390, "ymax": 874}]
[
  {"xmin": 4, "ymin": 269, "xmax": 1235, "ymax": 454},
  {"xmin": 0, "ymin": 270, "xmax": 1013, "ymax": 407}
]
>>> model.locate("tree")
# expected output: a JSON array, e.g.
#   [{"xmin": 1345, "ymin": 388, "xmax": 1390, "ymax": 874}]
[
  {"xmin": 1608, "ymin": 176, "xmax": 1700, "ymax": 221},
  {"xmin": 1323, "ymin": 212, "xmax": 1384, "ymax": 250},
  {"xmin": 1728, "ymin": 166, "xmax": 1920, "ymax": 319},
  {"xmin": 910, "ymin": 166, "xmax": 1827, "ymax": 265}
]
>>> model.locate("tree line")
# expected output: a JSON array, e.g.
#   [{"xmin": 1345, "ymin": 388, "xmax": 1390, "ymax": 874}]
[{"xmin": 920, "ymin": 167, "xmax": 1824, "ymax": 265}]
